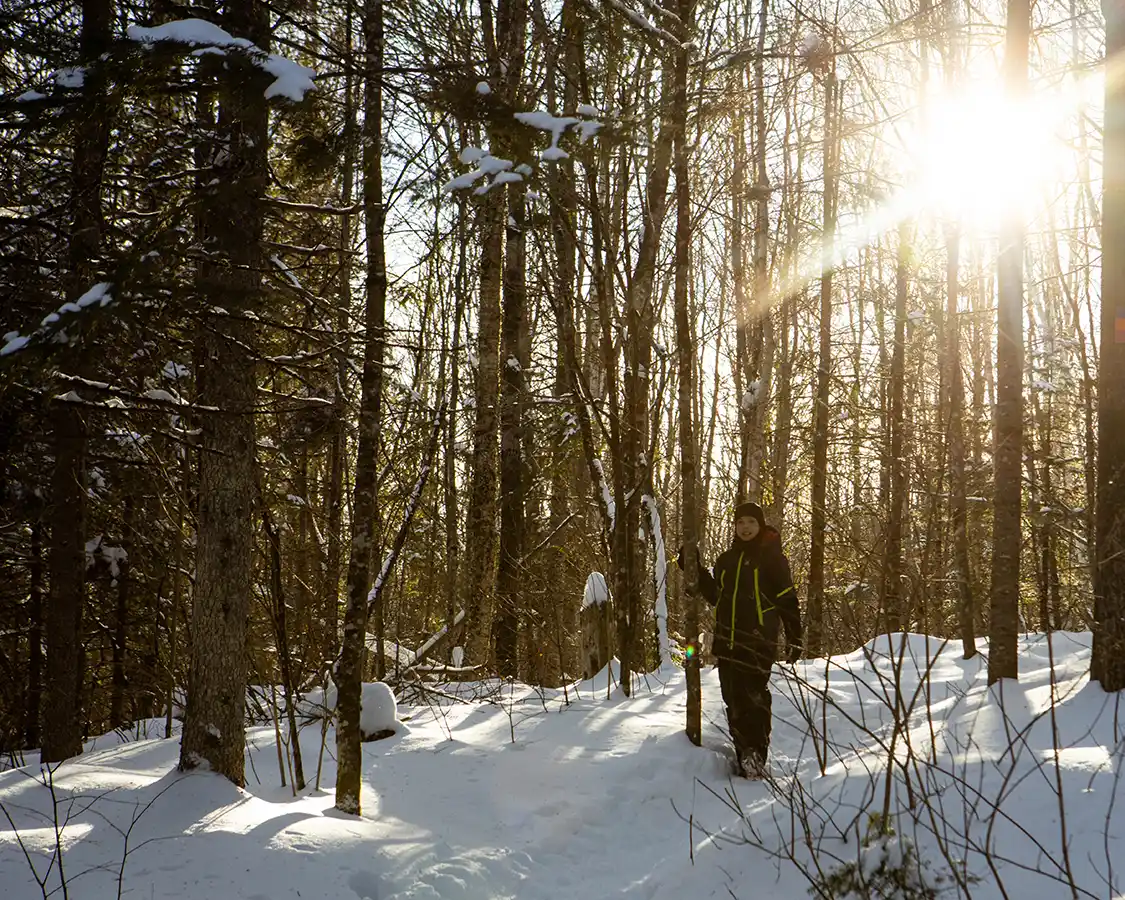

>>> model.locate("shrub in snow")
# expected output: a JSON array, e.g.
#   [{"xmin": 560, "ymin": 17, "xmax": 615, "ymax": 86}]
[
  {"xmin": 812, "ymin": 815, "xmax": 963, "ymax": 900},
  {"xmin": 359, "ymin": 682, "xmax": 399, "ymax": 741}
]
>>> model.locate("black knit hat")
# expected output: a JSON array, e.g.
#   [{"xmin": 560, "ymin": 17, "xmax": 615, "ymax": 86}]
[{"xmin": 733, "ymin": 501, "xmax": 766, "ymax": 528}]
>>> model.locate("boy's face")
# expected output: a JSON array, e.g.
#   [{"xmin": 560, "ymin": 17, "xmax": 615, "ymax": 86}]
[{"xmin": 735, "ymin": 515, "xmax": 760, "ymax": 541}]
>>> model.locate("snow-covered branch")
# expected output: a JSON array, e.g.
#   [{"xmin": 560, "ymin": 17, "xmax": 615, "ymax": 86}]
[
  {"xmin": 2, "ymin": 282, "xmax": 114, "ymax": 359},
  {"xmin": 592, "ymin": 458, "xmax": 617, "ymax": 533},
  {"xmin": 596, "ymin": 0, "xmax": 683, "ymax": 46},
  {"xmin": 443, "ymin": 108, "xmax": 603, "ymax": 195},
  {"xmin": 127, "ymin": 19, "xmax": 315, "ymax": 102}
]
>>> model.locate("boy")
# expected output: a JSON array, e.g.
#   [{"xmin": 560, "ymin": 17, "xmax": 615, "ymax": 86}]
[{"xmin": 679, "ymin": 501, "xmax": 802, "ymax": 777}]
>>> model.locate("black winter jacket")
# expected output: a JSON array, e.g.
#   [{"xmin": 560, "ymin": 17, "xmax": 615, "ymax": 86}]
[{"xmin": 697, "ymin": 527, "xmax": 802, "ymax": 662}]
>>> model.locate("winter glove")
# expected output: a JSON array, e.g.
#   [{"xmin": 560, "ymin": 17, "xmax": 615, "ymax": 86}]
[{"xmin": 785, "ymin": 643, "xmax": 802, "ymax": 665}]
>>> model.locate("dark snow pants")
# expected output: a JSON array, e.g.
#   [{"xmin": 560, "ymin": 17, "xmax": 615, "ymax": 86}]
[{"xmin": 717, "ymin": 653, "xmax": 772, "ymax": 764}]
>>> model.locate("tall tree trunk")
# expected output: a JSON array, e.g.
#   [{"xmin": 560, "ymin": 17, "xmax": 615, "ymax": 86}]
[
  {"xmin": 1092, "ymin": 0, "xmax": 1125, "ymax": 691},
  {"xmin": 743, "ymin": 0, "xmax": 773, "ymax": 503},
  {"xmin": 263, "ymin": 500, "xmax": 305, "ymax": 790},
  {"xmin": 882, "ymin": 224, "xmax": 909, "ymax": 636},
  {"xmin": 41, "ymin": 0, "xmax": 114, "ymax": 764},
  {"xmin": 673, "ymin": 0, "xmax": 700, "ymax": 743},
  {"xmin": 1028, "ymin": 299, "xmax": 1060, "ymax": 634},
  {"xmin": 492, "ymin": 0, "xmax": 528, "ymax": 677},
  {"xmin": 43, "ymin": 403, "xmax": 87, "ymax": 762},
  {"xmin": 495, "ymin": 183, "xmax": 528, "ymax": 677},
  {"xmin": 445, "ymin": 190, "xmax": 468, "ymax": 646},
  {"xmin": 618, "ymin": 117, "xmax": 675, "ymax": 692},
  {"xmin": 945, "ymin": 227, "xmax": 976, "ymax": 657},
  {"xmin": 110, "ymin": 496, "xmax": 133, "ymax": 727},
  {"xmin": 988, "ymin": 0, "xmax": 1029, "ymax": 685},
  {"xmin": 336, "ymin": 0, "xmax": 387, "ymax": 815},
  {"xmin": 179, "ymin": 0, "xmax": 269, "ymax": 786},
  {"xmin": 292, "ymin": 450, "xmax": 313, "ymax": 663},
  {"xmin": 939, "ymin": 17, "xmax": 970, "ymax": 651},
  {"xmin": 769, "ymin": 110, "xmax": 800, "ymax": 528},
  {"xmin": 700, "ymin": 280, "xmax": 727, "ymax": 529},
  {"xmin": 732, "ymin": 93, "xmax": 750, "ymax": 499},
  {"xmin": 25, "ymin": 520, "xmax": 43, "ymax": 749},
  {"xmin": 461, "ymin": 0, "xmax": 532, "ymax": 668},
  {"xmin": 324, "ymin": 1, "xmax": 356, "ymax": 666},
  {"xmin": 547, "ymin": 6, "xmax": 581, "ymax": 676},
  {"xmin": 165, "ymin": 450, "xmax": 187, "ymax": 739},
  {"xmin": 325, "ymin": 389, "xmax": 346, "ymax": 664},
  {"xmin": 462, "ymin": 196, "xmax": 502, "ymax": 666},
  {"xmin": 807, "ymin": 71, "xmax": 839, "ymax": 656}
]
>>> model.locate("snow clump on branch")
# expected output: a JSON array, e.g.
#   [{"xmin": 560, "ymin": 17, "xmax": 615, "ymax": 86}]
[
  {"xmin": 127, "ymin": 19, "xmax": 316, "ymax": 102},
  {"xmin": 2, "ymin": 282, "xmax": 114, "ymax": 358},
  {"xmin": 443, "ymin": 104, "xmax": 604, "ymax": 195}
]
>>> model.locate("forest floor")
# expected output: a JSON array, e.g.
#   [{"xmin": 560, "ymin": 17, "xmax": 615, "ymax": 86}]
[{"xmin": 1, "ymin": 632, "xmax": 1121, "ymax": 900}]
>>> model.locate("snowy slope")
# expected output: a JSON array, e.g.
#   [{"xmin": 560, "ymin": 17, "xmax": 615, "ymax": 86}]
[{"xmin": 1, "ymin": 633, "xmax": 1121, "ymax": 900}]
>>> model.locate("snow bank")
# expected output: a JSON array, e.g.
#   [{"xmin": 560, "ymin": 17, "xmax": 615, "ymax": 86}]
[{"xmin": 3, "ymin": 633, "xmax": 1120, "ymax": 900}]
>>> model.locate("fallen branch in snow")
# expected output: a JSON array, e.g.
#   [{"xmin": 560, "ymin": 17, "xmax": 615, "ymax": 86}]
[
  {"xmin": 409, "ymin": 609, "xmax": 468, "ymax": 672},
  {"xmin": 396, "ymin": 668, "xmax": 474, "ymax": 705}
]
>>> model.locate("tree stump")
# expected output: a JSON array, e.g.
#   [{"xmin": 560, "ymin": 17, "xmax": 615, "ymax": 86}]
[{"xmin": 580, "ymin": 573, "xmax": 614, "ymax": 679}]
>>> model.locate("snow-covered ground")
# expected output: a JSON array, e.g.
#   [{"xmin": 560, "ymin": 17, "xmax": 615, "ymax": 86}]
[{"xmin": 1, "ymin": 632, "xmax": 1121, "ymax": 899}]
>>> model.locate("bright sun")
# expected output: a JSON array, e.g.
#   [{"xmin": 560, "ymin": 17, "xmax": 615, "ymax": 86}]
[{"xmin": 913, "ymin": 82, "xmax": 1069, "ymax": 229}]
